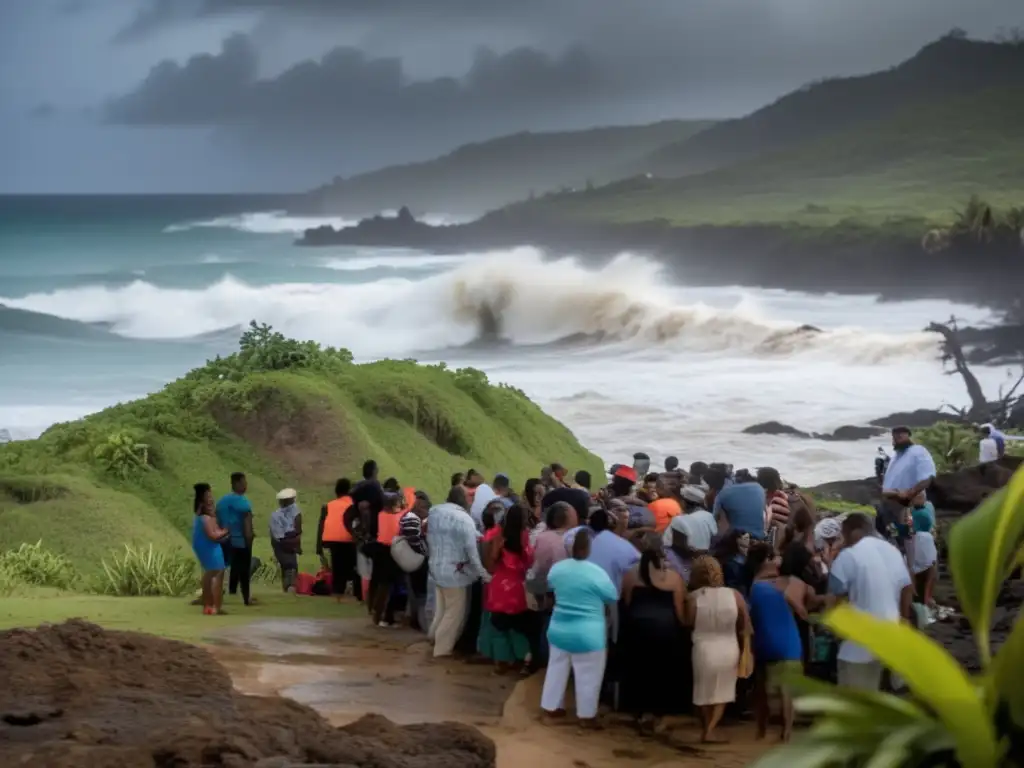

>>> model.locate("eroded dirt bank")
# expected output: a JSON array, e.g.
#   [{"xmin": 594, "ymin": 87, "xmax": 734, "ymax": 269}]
[{"xmin": 0, "ymin": 619, "xmax": 494, "ymax": 767}]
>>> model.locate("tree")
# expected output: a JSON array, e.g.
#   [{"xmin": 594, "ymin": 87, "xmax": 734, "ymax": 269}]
[{"xmin": 927, "ymin": 317, "xmax": 1024, "ymax": 426}]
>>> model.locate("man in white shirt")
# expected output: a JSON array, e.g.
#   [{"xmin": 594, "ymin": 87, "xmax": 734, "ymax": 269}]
[{"xmin": 829, "ymin": 514, "xmax": 913, "ymax": 690}]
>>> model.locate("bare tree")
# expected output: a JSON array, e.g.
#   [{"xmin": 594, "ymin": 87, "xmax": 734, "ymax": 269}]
[{"xmin": 927, "ymin": 317, "xmax": 1024, "ymax": 426}]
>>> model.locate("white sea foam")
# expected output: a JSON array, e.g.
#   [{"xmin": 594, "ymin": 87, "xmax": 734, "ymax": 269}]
[{"xmin": 164, "ymin": 210, "xmax": 358, "ymax": 235}]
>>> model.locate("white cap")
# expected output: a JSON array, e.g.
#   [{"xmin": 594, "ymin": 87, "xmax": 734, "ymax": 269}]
[{"xmin": 276, "ymin": 488, "xmax": 297, "ymax": 501}]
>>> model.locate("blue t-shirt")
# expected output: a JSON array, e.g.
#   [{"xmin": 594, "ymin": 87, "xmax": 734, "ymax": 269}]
[
  {"xmin": 216, "ymin": 492, "xmax": 253, "ymax": 548},
  {"xmin": 714, "ymin": 483, "xmax": 766, "ymax": 540},
  {"xmin": 547, "ymin": 559, "xmax": 619, "ymax": 654}
]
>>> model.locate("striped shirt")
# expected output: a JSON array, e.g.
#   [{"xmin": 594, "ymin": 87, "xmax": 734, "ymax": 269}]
[{"xmin": 400, "ymin": 511, "xmax": 426, "ymax": 555}]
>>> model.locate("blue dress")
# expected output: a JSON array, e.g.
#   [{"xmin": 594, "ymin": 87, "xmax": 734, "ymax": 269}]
[
  {"xmin": 193, "ymin": 515, "xmax": 226, "ymax": 571},
  {"xmin": 748, "ymin": 581, "xmax": 802, "ymax": 663}
]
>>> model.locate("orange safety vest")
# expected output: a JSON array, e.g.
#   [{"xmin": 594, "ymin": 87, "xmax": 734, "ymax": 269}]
[
  {"xmin": 377, "ymin": 510, "xmax": 403, "ymax": 545},
  {"xmin": 322, "ymin": 496, "xmax": 354, "ymax": 543}
]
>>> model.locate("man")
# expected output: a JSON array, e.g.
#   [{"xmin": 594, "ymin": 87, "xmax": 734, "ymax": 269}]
[
  {"xmin": 492, "ymin": 473, "xmax": 517, "ymax": 509},
  {"xmin": 542, "ymin": 478, "xmax": 592, "ymax": 526},
  {"xmin": 757, "ymin": 466, "xmax": 791, "ymax": 533},
  {"xmin": 979, "ymin": 424, "xmax": 1004, "ymax": 466},
  {"xmin": 573, "ymin": 470, "xmax": 592, "ymax": 492},
  {"xmin": 880, "ymin": 427, "xmax": 936, "ymax": 545},
  {"xmin": 317, "ymin": 477, "xmax": 361, "ymax": 602},
  {"xmin": 829, "ymin": 513, "xmax": 914, "ymax": 690},
  {"xmin": 270, "ymin": 488, "xmax": 302, "ymax": 593},
  {"xmin": 216, "ymin": 472, "xmax": 255, "ymax": 606},
  {"xmin": 426, "ymin": 487, "xmax": 491, "ymax": 657},
  {"xmin": 550, "ymin": 463, "xmax": 569, "ymax": 487},
  {"xmin": 664, "ymin": 456, "xmax": 680, "ymax": 472},
  {"xmin": 400, "ymin": 491, "xmax": 431, "ymax": 631},
  {"xmin": 662, "ymin": 485, "xmax": 717, "ymax": 553},
  {"xmin": 713, "ymin": 468, "xmax": 767, "ymax": 540}
]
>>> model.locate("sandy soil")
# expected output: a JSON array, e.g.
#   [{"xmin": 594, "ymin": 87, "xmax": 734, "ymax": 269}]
[{"xmin": 213, "ymin": 613, "xmax": 772, "ymax": 768}]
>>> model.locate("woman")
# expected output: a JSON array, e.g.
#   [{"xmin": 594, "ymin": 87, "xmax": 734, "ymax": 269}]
[
  {"xmin": 524, "ymin": 478, "xmax": 545, "ymax": 527},
  {"xmin": 400, "ymin": 490, "xmax": 431, "ymax": 631},
  {"xmin": 746, "ymin": 546, "xmax": 819, "ymax": 742},
  {"xmin": 713, "ymin": 530, "xmax": 752, "ymax": 595},
  {"xmin": 531, "ymin": 501, "xmax": 577, "ymax": 588},
  {"xmin": 367, "ymin": 491, "xmax": 404, "ymax": 627},
  {"xmin": 618, "ymin": 542, "xmax": 690, "ymax": 717},
  {"xmin": 908, "ymin": 493, "xmax": 938, "ymax": 609},
  {"xmin": 541, "ymin": 529, "xmax": 618, "ymax": 727},
  {"xmin": 647, "ymin": 472, "xmax": 683, "ymax": 534},
  {"xmin": 686, "ymin": 554, "xmax": 749, "ymax": 743},
  {"xmin": 480, "ymin": 502, "xmax": 535, "ymax": 673},
  {"xmin": 269, "ymin": 488, "xmax": 303, "ymax": 593},
  {"xmin": 778, "ymin": 496, "xmax": 828, "ymax": 593},
  {"xmin": 192, "ymin": 482, "xmax": 230, "ymax": 615}
]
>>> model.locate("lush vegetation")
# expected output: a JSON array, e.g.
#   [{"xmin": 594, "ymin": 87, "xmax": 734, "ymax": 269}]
[
  {"xmin": 306, "ymin": 119, "xmax": 715, "ymax": 216},
  {"xmin": 0, "ymin": 323, "xmax": 603, "ymax": 600},
  {"xmin": 754, "ymin": 467, "xmax": 1024, "ymax": 768},
  {"xmin": 915, "ymin": 422, "xmax": 1024, "ymax": 473}
]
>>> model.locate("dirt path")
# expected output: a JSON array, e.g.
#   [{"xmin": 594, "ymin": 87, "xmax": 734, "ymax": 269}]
[{"xmin": 210, "ymin": 616, "xmax": 771, "ymax": 768}]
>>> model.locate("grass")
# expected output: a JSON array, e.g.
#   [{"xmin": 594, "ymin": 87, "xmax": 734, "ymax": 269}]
[
  {"xmin": 515, "ymin": 85, "xmax": 1024, "ymax": 231},
  {"xmin": 0, "ymin": 326, "xmax": 603, "ymax": 598},
  {"xmin": 0, "ymin": 585, "xmax": 363, "ymax": 642},
  {"xmin": 312, "ymin": 119, "xmax": 715, "ymax": 215}
]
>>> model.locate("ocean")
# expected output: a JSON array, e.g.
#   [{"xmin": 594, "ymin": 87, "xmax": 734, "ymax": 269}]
[{"xmin": 0, "ymin": 195, "xmax": 1006, "ymax": 485}]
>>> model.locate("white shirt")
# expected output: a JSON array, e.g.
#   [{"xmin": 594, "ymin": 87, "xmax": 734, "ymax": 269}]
[
  {"xmin": 979, "ymin": 437, "xmax": 1000, "ymax": 464},
  {"xmin": 829, "ymin": 536, "xmax": 911, "ymax": 663},
  {"xmin": 662, "ymin": 509, "xmax": 718, "ymax": 551}
]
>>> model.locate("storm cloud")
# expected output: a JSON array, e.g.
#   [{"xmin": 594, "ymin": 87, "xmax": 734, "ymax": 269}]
[
  {"xmin": 104, "ymin": 35, "xmax": 602, "ymax": 127},
  {"xmin": 3, "ymin": 0, "xmax": 1023, "ymax": 192}
]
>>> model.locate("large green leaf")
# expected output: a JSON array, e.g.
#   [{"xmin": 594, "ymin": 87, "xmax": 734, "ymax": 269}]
[
  {"xmin": 825, "ymin": 604, "xmax": 1001, "ymax": 768},
  {"xmin": 947, "ymin": 467, "xmax": 1024, "ymax": 665},
  {"xmin": 993, "ymin": 612, "xmax": 1024, "ymax": 727}
]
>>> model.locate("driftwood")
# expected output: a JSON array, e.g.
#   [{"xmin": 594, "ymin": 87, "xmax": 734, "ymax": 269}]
[{"xmin": 926, "ymin": 317, "xmax": 1023, "ymax": 427}]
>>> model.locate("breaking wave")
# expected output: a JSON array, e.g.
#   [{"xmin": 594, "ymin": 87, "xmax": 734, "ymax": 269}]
[{"xmin": 0, "ymin": 248, "xmax": 939, "ymax": 362}]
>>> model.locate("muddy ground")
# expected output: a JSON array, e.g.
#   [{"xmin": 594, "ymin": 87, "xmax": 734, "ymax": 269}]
[{"xmin": 0, "ymin": 619, "xmax": 494, "ymax": 767}]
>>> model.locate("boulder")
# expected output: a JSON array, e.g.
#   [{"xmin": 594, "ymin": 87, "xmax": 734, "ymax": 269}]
[
  {"xmin": 741, "ymin": 422, "xmax": 884, "ymax": 441},
  {"xmin": 869, "ymin": 409, "xmax": 952, "ymax": 429},
  {"xmin": 742, "ymin": 421, "xmax": 811, "ymax": 438},
  {"xmin": 803, "ymin": 477, "xmax": 880, "ymax": 508},
  {"xmin": 929, "ymin": 455, "xmax": 1023, "ymax": 514}
]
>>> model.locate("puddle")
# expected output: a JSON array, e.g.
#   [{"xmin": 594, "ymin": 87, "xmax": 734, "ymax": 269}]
[{"xmin": 209, "ymin": 616, "xmax": 769, "ymax": 768}]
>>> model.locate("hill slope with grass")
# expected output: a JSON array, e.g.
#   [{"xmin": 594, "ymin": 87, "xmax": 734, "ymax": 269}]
[
  {"xmin": 0, "ymin": 323, "xmax": 602, "ymax": 593},
  {"xmin": 302, "ymin": 120, "xmax": 714, "ymax": 217},
  {"xmin": 511, "ymin": 84, "xmax": 1024, "ymax": 230},
  {"xmin": 646, "ymin": 35, "xmax": 1024, "ymax": 178}
]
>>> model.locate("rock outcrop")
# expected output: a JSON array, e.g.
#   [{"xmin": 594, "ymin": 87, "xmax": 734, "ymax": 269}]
[
  {"xmin": 0, "ymin": 620, "xmax": 495, "ymax": 768},
  {"xmin": 742, "ymin": 421, "xmax": 885, "ymax": 441}
]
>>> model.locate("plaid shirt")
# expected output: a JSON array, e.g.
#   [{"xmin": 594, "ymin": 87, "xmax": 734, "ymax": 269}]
[{"xmin": 426, "ymin": 503, "xmax": 488, "ymax": 588}]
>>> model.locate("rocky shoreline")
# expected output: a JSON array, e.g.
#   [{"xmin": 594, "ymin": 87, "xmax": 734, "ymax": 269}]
[{"xmin": 297, "ymin": 208, "xmax": 1022, "ymax": 331}]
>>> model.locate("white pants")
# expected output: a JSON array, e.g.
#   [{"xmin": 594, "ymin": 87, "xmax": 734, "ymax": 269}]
[
  {"xmin": 541, "ymin": 645, "xmax": 607, "ymax": 719},
  {"xmin": 429, "ymin": 585, "xmax": 469, "ymax": 658}
]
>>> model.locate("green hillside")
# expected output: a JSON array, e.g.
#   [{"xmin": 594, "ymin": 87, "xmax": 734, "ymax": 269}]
[
  {"xmin": 646, "ymin": 35, "xmax": 1024, "ymax": 178},
  {"xmin": 515, "ymin": 84, "xmax": 1024, "ymax": 229},
  {"xmin": 0, "ymin": 324, "xmax": 602, "ymax": 585},
  {"xmin": 305, "ymin": 120, "xmax": 715, "ymax": 217}
]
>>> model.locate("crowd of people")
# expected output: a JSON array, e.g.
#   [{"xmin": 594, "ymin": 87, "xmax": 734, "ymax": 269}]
[{"xmin": 191, "ymin": 425, "xmax": 943, "ymax": 741}]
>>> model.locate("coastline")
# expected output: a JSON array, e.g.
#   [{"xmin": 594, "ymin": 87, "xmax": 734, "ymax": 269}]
[{"xmin": 297, "ymin": 209, "xmax": 1020, "ymax": 319}]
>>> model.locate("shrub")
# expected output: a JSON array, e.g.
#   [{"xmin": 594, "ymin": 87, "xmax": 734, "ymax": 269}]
[
  {"xmin": 753, "ymin": 467, "xmax": 1024, "ymax": 768},
  {"xmin": 0, "ymin": 563, "xmax": 19, "ymax": 596},
  {"xmin": 251, "ymin": 559, "xmax": 281, "ymax": 585},
  {"xmin": 94, "ymin": 431, "xmax": 151, "ymax": 479},
  {"xmin": 0, "ymin": 541, "xmax": 76, "ymax": 589},
  {"xmin": 98, "ymin": 544, "xmax": 198, "ymax": 597}
]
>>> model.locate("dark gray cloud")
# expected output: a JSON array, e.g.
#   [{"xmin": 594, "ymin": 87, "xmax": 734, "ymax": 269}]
[
  {"xmin": 5, "ymin": 0, "xmax": 1024, "ymax": 192},
  {"xmin": 105, "ymin": 34, "xmax": 600, "ymax": 126}
]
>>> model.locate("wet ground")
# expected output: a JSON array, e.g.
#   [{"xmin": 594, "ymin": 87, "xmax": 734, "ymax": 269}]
[{"xmin": 208, "ymin": 612, "xmax": 771, "ymax": 768}]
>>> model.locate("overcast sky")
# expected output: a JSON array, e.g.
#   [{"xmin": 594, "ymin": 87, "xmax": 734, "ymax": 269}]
[{"xmin": 1, "ymin": 0, "xmax": 1019, "ymax": 193}]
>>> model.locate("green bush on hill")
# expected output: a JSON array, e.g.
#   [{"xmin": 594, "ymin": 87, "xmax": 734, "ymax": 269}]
[
  {"xmin": 0, "ymin": 541, "xmax": 76, "ymax": 590},
  {"xmin": 0, "ymin": 323, "xmax": 603, "ymax": 586},
  {"xmin": 914, "ymin": 422, "xmax": 1024, "ymax": 473}
]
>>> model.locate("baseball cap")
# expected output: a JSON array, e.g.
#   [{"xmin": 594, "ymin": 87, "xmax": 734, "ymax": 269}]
[{"xmin": 613, "ymin": 465, "xmax": 638, "ymax": 483}]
